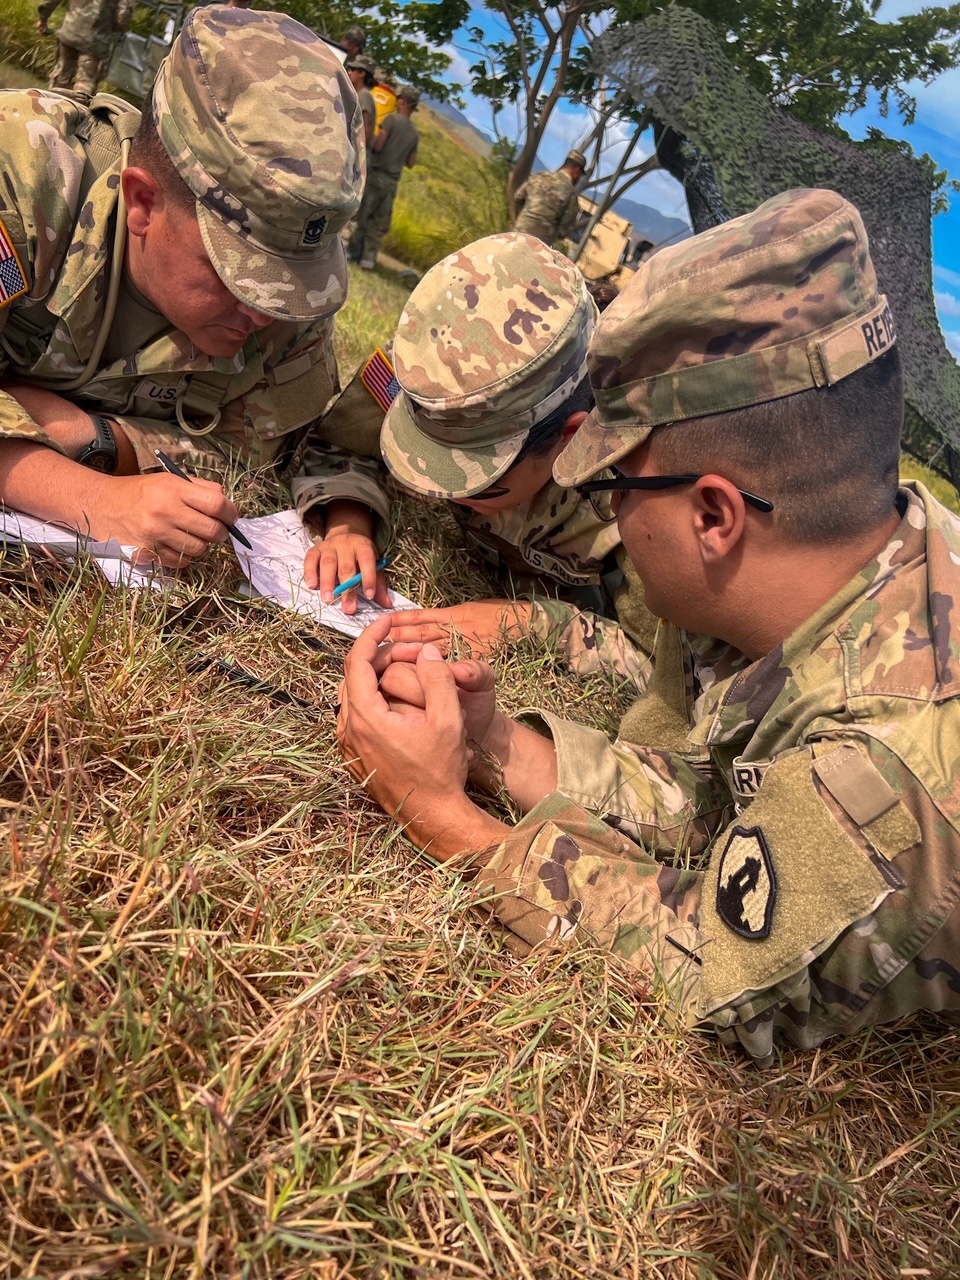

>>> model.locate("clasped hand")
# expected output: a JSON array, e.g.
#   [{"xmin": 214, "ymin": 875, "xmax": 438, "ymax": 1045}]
[{"xmin": 337, "ymin": 614, "xmax": 498, "ymax": 818}]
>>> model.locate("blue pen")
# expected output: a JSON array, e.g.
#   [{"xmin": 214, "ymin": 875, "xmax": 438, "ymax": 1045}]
[{"xmin": 331, "ymin": 555, "xmax": 392, "ymax": 600}]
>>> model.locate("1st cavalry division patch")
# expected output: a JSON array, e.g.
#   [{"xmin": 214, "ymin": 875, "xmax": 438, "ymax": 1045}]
[
  {"xmin": 715, "ymin": 825, "xmax": 777, "ymax": 940},
  {"xmin": 0, "ymin": 218, "xmax": 28, "ymax": 308}
]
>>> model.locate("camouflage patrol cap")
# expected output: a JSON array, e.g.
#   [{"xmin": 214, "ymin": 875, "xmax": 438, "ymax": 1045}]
[
  {"xmin": 346, "ymin": 54, "xmax": 377, "ymax": 77},
  {"xmin": 397, "ymin": 85, "xmax": 421, "ymax": 106},
  {"xmin": 554, "ymin": 187, "xmax": 897, "ymax": 487},
  {"xmin": 565, "ymin": 149, "xmax": 588, "ymax": 169},
  {"xmin": 152, "ymin": 7, "xmax": 364, "ymax": 321},
  {"xmin": 381, "ymin": 233, "xmax": 598, "ymax": 500}
]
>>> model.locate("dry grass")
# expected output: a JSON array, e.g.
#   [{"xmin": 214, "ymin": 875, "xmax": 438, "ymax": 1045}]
[
  {"xmin": 2, "ymin": 480, "xmax": 960, "ymax": 1279},
  {"xmin": 1, "ymin": 41, "xmax": 959, "ymax": 1275}
]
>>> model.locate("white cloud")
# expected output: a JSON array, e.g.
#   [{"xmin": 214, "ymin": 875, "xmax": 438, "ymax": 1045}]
[
  {"xmin": 935, "ymin": 290, "xmax": 960, "ymax": 320},
  {"xmin": 935, "ymin": 265, "xmax": 960, "ymax": 291},
  {"xmin": 438, "ymin": 42, "xmax": 475, "ymax": 89},
  {"xmin": 944, "ymin": 329, "xmax": 960, "ymax": 359}
]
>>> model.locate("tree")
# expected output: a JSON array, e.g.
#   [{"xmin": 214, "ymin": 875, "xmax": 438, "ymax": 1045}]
[
  {"xmin": 278, "ymin": 0, "xmax": 468, "ymax": 102},
  {"xmin": 462, "ymin": 0, "xmax": 960, "ymax": 221}
]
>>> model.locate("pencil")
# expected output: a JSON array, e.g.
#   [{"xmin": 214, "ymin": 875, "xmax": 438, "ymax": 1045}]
[
  {"xmin": 331, "ymin": 555, "xmax": 392, "ymax": 600},
  {"xmin": 154, "ymin": 450, "xmax": 253, "ymax": 550}
]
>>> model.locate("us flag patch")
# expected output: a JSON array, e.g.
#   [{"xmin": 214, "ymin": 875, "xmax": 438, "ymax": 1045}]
[
  {"xmin": 0, "ymin": 218, "xmax": 28, "ymax": 308},
  {"xmin": 360, "ymin": 347, "xmax": 400, "ymax": 413}
]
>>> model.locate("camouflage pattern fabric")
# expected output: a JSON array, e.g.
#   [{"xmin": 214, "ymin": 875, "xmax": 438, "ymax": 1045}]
[
  {"xmin": 587, "ymin": 6, "xmax": 960, "ymax": 485},
  {"xmin": 39, "ymin": 0, "xmax": 133, "ymax": 64},
  {"xmin": 381, "ymin": 233, "xmax": 597, "ymax": 499},
  {"xmin": 478, "ymin": 484, "xmax": 960, "ymax": 1060},
  {"xmin": 512, "ymin": 169, "xmax": 581, "ymax": 247},
  {"xmin": 555, "ymin": 187, "xmax": 896, "ymax": 487},
  {"xmin": 317, "ymin": 343, "xmax": 656, "ymax": 681},
  {"xmin": 0, "ymin": 90, "xmax": 384, "ymax": 531},
  {"xmin": 49, "ymin": 48, "xmax": 102, "ymax": 98},
  {"xmin": 153, "ymin": 7, "xmax": 364, "ymax": 322}
]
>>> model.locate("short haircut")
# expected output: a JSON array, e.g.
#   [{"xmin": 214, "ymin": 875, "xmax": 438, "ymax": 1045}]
[
  {"xmin": 127, "ymin": 97, "xmax": 196, "ymax": 214},
  {"xmin": 647, "ymin": 345, "xmax": 904, "ymax": 543},
  {"xmin": 514, "ymin": 374, "xmax": 594, "ymax": 466}
]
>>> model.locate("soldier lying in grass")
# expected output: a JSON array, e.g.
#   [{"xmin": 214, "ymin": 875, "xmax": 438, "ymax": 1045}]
[
  {"xmin": 339, "ymin": 188, "xmax": 960, "ymax": 1062},
  {"xmin": 315, "ymin": 232, "xmax": 658, "ymax": 682},
  {"xmin": 0, "ymin": 8, "xmax": 385, "ymax": 597}
]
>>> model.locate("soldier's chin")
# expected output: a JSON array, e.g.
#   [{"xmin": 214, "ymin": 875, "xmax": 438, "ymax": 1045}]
[{"xmin": 193, "ymin": 327, "xmax": 251, "ymax": 358}]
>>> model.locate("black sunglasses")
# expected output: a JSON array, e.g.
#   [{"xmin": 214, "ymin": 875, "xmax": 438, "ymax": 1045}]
[{"xmin": 576, "ymin": 470, "xmax": 775, "ymax": 513}]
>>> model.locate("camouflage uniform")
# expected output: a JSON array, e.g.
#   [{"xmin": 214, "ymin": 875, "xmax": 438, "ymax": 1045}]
[
  {"xmin": 39, "ymin": 0, "xmax": 133, "ymax": 98},
  {"xmin": 0, "ymin": 11, "xmax": 387, "ymax": 534},
  {"xmin": 318, "ymin": 348, "xmax": 656, "ymax": 681},
  {"xmin": 513, "ymin": 169, "xmax": 581, "ymax": 247},
  {"xmin": 476, "ymin": 189, "xmax": 960, "ymax": 1060},
  {"xmin": 373, "ymin": 231, "xmax": 657, "ymax": 676}
]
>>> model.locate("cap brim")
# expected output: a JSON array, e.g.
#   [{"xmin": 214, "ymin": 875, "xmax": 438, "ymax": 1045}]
[
  {"xmin": 381, "ymin": 393, "xmax": 529, "ymax": 500},
  {"xmin": 197, "ymin": 203, "xmax": 348, "ymax": 322},
  {"xmin": 552, "ymin": 407, "xmax": 653, "ymax": 487}
]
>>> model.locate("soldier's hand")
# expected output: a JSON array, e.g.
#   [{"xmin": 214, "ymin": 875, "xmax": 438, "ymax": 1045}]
[
  {"xmin": 37, "ymin": 19, "xmax": 51, "ymax": 34},
  {"xmin": 87, "ymin": 472, "xmax": 239, "ymax": 567},
  {"xmin": 387, "ymin": 600, "xmax": 534, "ymax": 655},
  {"xmin": 302, "ymin": 498, "xmax": 390, "ymax": 614},
  {"xmin": 377, "ymin": 649, "xmax": 498, "ymax": 769}
]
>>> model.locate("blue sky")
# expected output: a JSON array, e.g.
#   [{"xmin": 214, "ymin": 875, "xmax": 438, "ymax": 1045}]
[{"xmin": 436, "ymin": 0, "xmax": 960, "ymax": 355}]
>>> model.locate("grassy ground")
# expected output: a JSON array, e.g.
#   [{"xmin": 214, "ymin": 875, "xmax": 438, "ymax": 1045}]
[
  {"xmin": 382, "ymin": 109, "xmax": 510, "ymax": 272},
  {"xmin": 2, "ymin": 19, "xmax": 960, "ymax": 1280}
]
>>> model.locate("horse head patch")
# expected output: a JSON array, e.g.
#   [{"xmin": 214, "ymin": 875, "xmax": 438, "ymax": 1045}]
[{"xmin": 716, "ymin": 825, "xmax": 777, "ymax": 940}]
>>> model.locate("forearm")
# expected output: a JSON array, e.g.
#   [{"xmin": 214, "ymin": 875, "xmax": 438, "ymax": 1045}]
[
  {"xmin": 394, "ymin": 790, "xmax": 511, "ymax": 868},
  {"xmin": 470, "ymin": 711, "xmax": 558, "ymax": 812},
  {"xmin": 0, "ymin": 440, "xmax": 106, "ymax": 526},
  {"xmin": 0, "ymin": 384, "xmax": 138, "ymax": 473}
]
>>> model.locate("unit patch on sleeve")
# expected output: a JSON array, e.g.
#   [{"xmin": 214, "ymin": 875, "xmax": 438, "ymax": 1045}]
[
  {"xmin": 715, "ymin": 825, "xmax": 777, "ymax": 940},
  {"xmin": 360, "ymin": 348, "xmax": 400, "ymax": 413},
  {"xmin": 0, "ymin": 218, "xmax": 28, "ymax": 308}
]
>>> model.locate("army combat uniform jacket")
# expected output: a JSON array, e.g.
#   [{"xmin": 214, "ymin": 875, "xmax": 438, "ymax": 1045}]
[
  {"xmin": 512, "ymin": 170, "xmax": 580, "ymax": 247},
  {"xmin": 38, "ymin": 0, "xmax": 133, "ymax": 61},
  {"xmin": 479, "ymin": 485, "xmax": 960, "ymax": 1060},
  {"xmin": 0, "ymin": 91, "xmax": 386, "ymax": 532}
]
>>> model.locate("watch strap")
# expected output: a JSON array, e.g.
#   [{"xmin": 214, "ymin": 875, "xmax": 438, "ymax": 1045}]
[{"xmin": 76, "ymin": 413, "xmax": 119, "ymax": 474}]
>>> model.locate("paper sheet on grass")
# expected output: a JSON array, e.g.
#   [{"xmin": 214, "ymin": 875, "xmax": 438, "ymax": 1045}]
[
  {"xmin": 0, "ymin": 505, "xmax": 171, "ymax": 591},
  {"xmin": 230, "ymin": 509, "xmax": 415, "ymax": 640}
]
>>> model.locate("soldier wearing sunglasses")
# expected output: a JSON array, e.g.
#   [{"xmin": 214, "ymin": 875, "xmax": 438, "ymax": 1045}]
[{"xmin": 340, "ymin": 188, "xmax": 960, "ymax": 1062}]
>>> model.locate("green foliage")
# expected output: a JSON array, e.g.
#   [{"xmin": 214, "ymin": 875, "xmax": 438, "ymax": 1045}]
[
  {"xmin": 277, "ymin": 0, "xmax": 463, "ymax": 102},
  {"xmin": 0, "ymin": 0, "xmax": 55, "ymax": 78},
  {"xmin": 382, "ymin": 110, "xmax": 510, "ymax": 272},
  {"xmin": 468, "ymin": 0, "xmax": 960, "ymax": 207}
]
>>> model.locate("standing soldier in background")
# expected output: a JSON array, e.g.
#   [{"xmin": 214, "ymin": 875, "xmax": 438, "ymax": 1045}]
[
  {"xmin": 348, "ymin": 86, "xmax": 420, "ymax": 272},
  {"xmin": 345, "ymin": 55, "xmax": 378, "ymax": 151},
  {"xmin": 37, "ymin": 0, "xmax": 134, "ymax": 99},
  {"xmin": 512, "ymin": 150, "xmax": 587, "ymax": 249},
  {"xmin": 340, "ymin": 25, "xmax": 366, "ymax": 60}
]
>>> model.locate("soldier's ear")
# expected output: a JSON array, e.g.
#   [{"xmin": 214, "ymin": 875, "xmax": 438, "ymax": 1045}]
[{"xmin": 121, "ymin": 167, "xmax": 163, "ymax": 236}]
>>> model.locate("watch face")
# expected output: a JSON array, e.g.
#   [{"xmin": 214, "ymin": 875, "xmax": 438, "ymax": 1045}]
[{"xmin": 79, "ymin": 449, "xmax": 114, "ymax": 473}]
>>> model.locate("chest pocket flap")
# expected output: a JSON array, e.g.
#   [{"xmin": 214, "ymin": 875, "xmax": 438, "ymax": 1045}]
[
  {"xmin": 245, "ymin": 346, "xmax": 337, "ymax": 442},
  {"xmin": 698, "ymin": 746, "xmax": 893, "ymax": 1017}
]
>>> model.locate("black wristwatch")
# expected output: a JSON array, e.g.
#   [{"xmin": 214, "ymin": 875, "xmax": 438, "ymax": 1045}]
[{"xmin": 76, "ymin": 413, "xmax": 119, "ymax": 474}]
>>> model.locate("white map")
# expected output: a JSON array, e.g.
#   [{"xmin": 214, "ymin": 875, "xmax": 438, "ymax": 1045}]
[
  {"xmin": 230, "ymin": 509, "xmax": 416, "ymax": 640},
  {"xmin": 0, "ymin": 506, "xmax": 170, "ymax": 591}
]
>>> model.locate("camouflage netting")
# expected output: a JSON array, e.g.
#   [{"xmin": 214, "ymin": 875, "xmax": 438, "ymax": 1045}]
[{"xmin": 590, "ymin": 7, "xmax": 960, "ymax": 480}]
